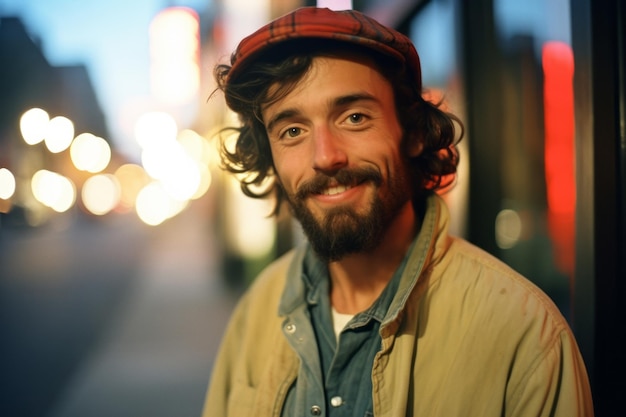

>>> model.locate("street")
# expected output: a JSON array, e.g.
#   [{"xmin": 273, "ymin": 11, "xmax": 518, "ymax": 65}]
[{"xmin": 0, "ymin": 202, "xmax": 241, "ymax": 417}]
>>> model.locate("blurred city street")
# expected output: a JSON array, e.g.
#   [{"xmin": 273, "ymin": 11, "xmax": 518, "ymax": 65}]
[{"xmin": 0, "ymin": 202, "xmax": 242, "ymax": 417}]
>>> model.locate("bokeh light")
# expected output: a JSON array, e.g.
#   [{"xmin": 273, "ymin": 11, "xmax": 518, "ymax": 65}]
[
  {"xmin": 45, "ymin": 116, "xmax": 75, "ymax": 153},
  {"xmin": 192, "ymin": 165, "xmax": 212, "ymax": 200},
  {"xmin": 495, "ymin": 209, "xmax": 523, "ymax": 249},
  {"xmin": 0, "ymin": 168, "xmax": 16, "ymax": 199},
  {"xmin": 31, "ymin": 170, "xmax": 76, "ymax": 213},
  {"xmin": 177, "ymin": 129, "xmax": 206, "ymax": 162},
  {"xmin": 135, "ymin": 181, "xmax": 187, "ymax": 226},
  {"xmin": 135, "ymin": 115, "xmax": 208, "ymax": 204},
  {"xmin": 150, "ymin": 7, "xmax": 200, "ymax": 104},
  {"xmin": 114, "ymin": 163, "xmax": 151, "ymax": 210},
  {"xmin": 141, "ymin": 141, "xmax": 201, "ymax": 201},
  {"xmin": 178, "ymin": 129, "xmax": 213, "ymax": 199},
  {"xmin": 70, "ymin": 133, "xmax": 112, "ymax": 173},
  {"xmin": 225, "ymin": 175, "xmax": 276, "ymax": 258},
  {"xmin": 134, "ymin": 111, "xmax": 177, "ymax": 149},
  {"xmin": 20, "ymin": 107, "xmax": 50, "ymax": 145},
  {"xmin": 15, "ymin": 106, "xmax": 215, "ymax": 225},
  {"xmin": 82, "ymin": 174, "xmax": 121, "ymax": 215}
]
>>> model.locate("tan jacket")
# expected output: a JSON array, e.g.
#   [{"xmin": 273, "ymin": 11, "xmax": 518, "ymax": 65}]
[{"xmin": 203, "ymin": 195, "xmax": 594, "ymax": 416}]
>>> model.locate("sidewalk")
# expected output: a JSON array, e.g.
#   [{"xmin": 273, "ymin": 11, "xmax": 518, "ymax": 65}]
[{"xmin": 45, "ymin": 205, "xmax": 241, "ymax": 417}]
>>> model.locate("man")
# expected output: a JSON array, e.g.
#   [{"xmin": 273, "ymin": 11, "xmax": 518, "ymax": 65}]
[{"xmin": 203, "ymin": 7, "xmax": 593, "ymax": 416}]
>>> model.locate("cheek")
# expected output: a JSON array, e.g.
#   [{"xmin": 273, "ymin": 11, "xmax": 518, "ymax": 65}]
[
  {"xmin": 381, "ymin": 144, "xmax": 411, "ymax": 182},
  {"xmin": 270, "ymin": 145, "xmax": 312, "ymax": 192},
  {"xmin": 367, "ymin": 139, "xmax": 403, "ymax": 167},
  {"xmin": 271, "ymin": 156, "xmax": 300, "ymax": 195}
]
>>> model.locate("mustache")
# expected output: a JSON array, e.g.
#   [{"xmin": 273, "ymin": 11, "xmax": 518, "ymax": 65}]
[{"xmin": 294, "ymin": 167, "xmax": 382, "ymax": 200}]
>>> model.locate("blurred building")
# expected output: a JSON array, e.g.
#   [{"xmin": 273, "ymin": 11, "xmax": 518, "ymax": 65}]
[
  {"xmin": 0, "ymin": 16, "xmax": 108, "ymax": 143},
  {"xmin": 0, "ymin": 16, "xmax": 109, "ymax": 226}
]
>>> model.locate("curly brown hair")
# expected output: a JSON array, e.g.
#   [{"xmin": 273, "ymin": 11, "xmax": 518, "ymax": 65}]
[{"xmin": 213, "ymin": 40, "xmax": 463, "ymax": 215}]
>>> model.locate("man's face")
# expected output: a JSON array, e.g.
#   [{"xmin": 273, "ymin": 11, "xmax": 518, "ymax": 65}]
[{"xmin": 262, "ymin": 55, "xmax": 413, "ymax": 261}]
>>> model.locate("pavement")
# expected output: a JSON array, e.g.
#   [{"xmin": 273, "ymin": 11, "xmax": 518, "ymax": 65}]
[{"xmin": 0, "ymin": 201, "xmax": 243, "ymax": 417}]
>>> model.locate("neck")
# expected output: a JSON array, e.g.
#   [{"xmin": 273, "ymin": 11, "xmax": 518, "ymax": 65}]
[{"xmin": 328, "ymin": 201, "xmax": 418, "ymax": 314}]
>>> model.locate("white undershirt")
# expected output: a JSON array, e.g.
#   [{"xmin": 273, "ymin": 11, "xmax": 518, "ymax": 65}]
[{"xmin": 331, "ymin": 307, "xmax": 355, "ymax": 341}]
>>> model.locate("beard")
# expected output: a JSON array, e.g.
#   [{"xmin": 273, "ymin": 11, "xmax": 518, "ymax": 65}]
[{"xmin": 284, "ymin": 166, "xmax": 411, "ymax": 262}]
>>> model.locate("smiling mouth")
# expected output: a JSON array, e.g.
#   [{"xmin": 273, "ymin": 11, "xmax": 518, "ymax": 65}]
[
  {"xmin": 296, "ymin": 167, "xmax": 382, "ymax": 201},
  {"xmin": 321, "ymin": 184, "xmax": 353, "ymax": 196}
]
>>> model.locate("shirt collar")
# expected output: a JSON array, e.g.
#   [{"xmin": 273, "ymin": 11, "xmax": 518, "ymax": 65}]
[{"xmin": 281, "ymin": 238, "xmax": 413, "ymax": 324}]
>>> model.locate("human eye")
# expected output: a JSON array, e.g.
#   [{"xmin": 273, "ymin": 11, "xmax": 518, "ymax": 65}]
[
  {"xmin": 342, "ymin": 112, "xmax": 370, "ymax": 128},
  {"xmin": 348, "ymin": 113, "xmax": 364, "ymax": 123},
  {"xmin": 280, "ymin": 126, "xmax": 302, "ymax": 139}
]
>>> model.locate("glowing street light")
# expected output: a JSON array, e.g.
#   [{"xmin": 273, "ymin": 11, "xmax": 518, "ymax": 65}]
[
  {"xmin": 0, "ymin": 168, "xmax": 16, "ymax": 200},
  {"xmin": 82, "ymin": 174, "xmax": 121, "ymax": 215},
  {"xmin": 135, "ymin": 181, "xmax": 187, "ymax": 226},
  {"xmin": 45, "ymin": 116, "xmax": 75, "ymax": 153},
  {"xmin": 20, "ymin": 108, "xmax": 50, "ymax": 145},
  {"xmin": 134, "ymin": 111, "xmax": 178, "ymax": 149},
  {"xmin": 70, "ymin": 133, "xmax": 112, "ymax": 173},
  {"xmin": 31, "ymin": 170, "xmax": 76, "ymax": 212},
  {"xmin": 150, "ymin": 7, "xmax": 200, "ymax": 105},
  {"xmin": 114, "ymin": 163, "xmax": 151, "ymax": 210}
]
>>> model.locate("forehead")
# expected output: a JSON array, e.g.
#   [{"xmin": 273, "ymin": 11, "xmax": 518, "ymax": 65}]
[{"xmin": 263, "ymin": 54, "xmax": 393, "ymax": 111}]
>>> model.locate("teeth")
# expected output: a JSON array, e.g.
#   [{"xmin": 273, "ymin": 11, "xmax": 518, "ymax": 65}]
[{"xmin": 322, "ymin": 185, "xmax": 352, "ymax": 195}]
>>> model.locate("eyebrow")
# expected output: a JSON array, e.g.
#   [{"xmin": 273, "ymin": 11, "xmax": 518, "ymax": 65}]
[
  {"xmin": 265, "ymin": 92, "xmax": 380, "ymax": 134},
  {"xmin": 265, "ymin": 109, "xmax": 300, "ymax": 134},
  {"xmin": 334, "ymin": 92, "xmax": 379, "ymax": 108}
]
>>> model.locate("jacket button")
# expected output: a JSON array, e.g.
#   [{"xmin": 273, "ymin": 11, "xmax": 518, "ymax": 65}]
[
  {"xmin": 285, "ymin": 323, "xmax": 296, "ymax": 334},
  {"xmin": 310, "ymin": 405, "xmax": 322, "ymax": 415},
  {"xmin": 330, "ymin": 396, "xmax": 343, "ymax": 407}
]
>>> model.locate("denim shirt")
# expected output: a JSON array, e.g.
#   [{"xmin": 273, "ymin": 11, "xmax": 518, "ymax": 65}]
[{"xmin": 279, "ymin": 244, "xmax": 411, "ymax": 417}]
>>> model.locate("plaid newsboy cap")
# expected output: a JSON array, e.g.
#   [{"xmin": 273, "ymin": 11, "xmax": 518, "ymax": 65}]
[{"xmin": 226, "ymin": 7, "xmax": 422, "ymax": 90}]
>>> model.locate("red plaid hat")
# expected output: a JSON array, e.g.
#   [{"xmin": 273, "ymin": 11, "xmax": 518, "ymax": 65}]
[{"xmin": 227, "ymin": 7, "xmax": 422, "ymax": 90}]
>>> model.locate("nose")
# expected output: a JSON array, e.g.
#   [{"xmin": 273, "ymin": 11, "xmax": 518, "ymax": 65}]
[{"xmin": 312, "ymin": 125, "xmax": 348, "ymax": 173}]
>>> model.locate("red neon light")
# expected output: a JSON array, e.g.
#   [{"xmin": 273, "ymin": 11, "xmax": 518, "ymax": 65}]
[{"xmin": 542, "ymin": 41, "xmax": 575, "ymax": 277}]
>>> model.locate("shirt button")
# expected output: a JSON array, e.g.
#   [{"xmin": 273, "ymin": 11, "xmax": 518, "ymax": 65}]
[
  {"xmin": 285, "ymin": 323, "xmax": 296, "ymax": 334},
  {"xmin": 310, "ymin": 405, "xmax": 322, "ymax": 415},
  {"xmin": 330, "ymin": 396, "xmax": 343, "ymax": 407}
]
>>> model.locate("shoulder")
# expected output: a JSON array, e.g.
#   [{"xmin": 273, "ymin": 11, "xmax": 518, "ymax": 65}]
[
  {"xmin": 398, "ymin": 235, "xmax": 592, "ymax": 416},
  {"xmin": 443, "ymin": 237, "xmax": 557, "ymax": 298},
  {"xmin": 428, "ymin": 236, "xmax": 571, "ymax": 339}
]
